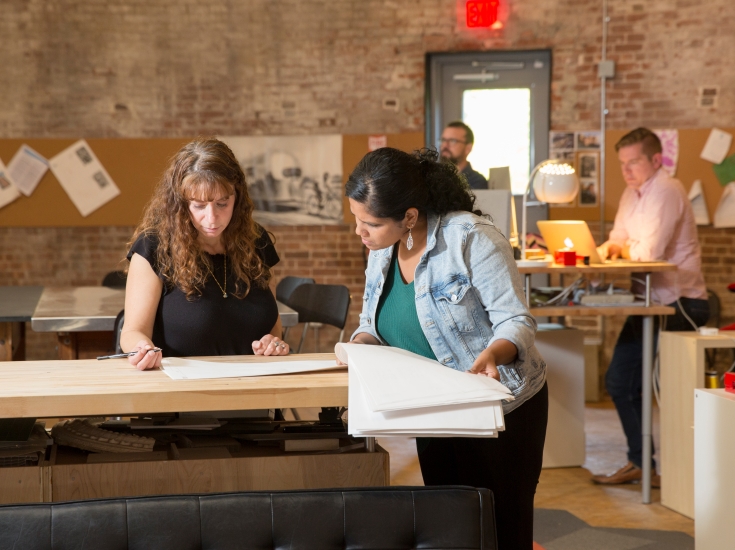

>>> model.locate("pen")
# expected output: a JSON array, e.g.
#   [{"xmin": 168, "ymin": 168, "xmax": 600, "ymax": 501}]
[{"xmin": 97, "ymin": 348, "xmax": 162, "ymax": 360}]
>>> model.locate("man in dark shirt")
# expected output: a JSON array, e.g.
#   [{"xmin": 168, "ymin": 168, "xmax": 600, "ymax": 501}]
[{"xmin": 439, "ymin": 121, "xmax": 488, "ymax": 189}]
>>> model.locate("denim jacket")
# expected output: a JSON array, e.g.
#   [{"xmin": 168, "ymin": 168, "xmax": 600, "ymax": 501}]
[{"xmin": 352, "ymin": 210, "xmax": 546, "ymax": 413}]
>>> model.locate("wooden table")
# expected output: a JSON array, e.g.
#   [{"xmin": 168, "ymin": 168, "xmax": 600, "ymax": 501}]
[
  {"xmin": 518, "ymin": 260, "xmax": 677, "ymax": 504},
  {"xmin": 0, "ymin": 354, "xmax": 388, "ymax": 504},
  {"xmin": 30, "ymin": 287, "xmax": 300, "ymax": 359},
  {"xmin": 0, "ymin": 286, "xmax": 43, "ymax": 362}
]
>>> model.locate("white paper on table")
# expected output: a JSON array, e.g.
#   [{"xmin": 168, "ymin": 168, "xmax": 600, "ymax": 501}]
[
  {"xmin": 0, "ymin": 160, "xmax": 21, "ymax": 209},
  {"xmin": 49, "ymin": 140, "xmax": 120, "ymax": 217},
  {"xmin": 161, "ymin": 357, "xmax": 341, "ymax": 380},
  {"xmin": 713, "ymin": 182, "xmax": 735, "ymax": 228},
  {"xmin": 6, "ymin": 145, "xmax": 49, "ymax": 196},
  {"xmin": 701, "ymin": 128, "xmax": 733, "ymax": 164},
  {"xmin": 338, "ymin": 343, "xmax": 512, "ymax": 412},
  {"xmin": 688, "ymin": 180, "xmax": 710, "ymax": 225}
]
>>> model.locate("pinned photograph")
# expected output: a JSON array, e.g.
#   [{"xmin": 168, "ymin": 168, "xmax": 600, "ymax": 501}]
[
  {"xmin": 576, "ymin": 130, "xmax": 601, "ymax": 150},
  {"xmin": 579, "ymin": 178, "xmax": 599, "ymax": 207},
  {"xmin": 550, "ymin": 150, "xmax": 574, "ymax": 161},
  {"xmin": 550, "ymin": 131, "xmax": 575, "ymax": 150},
  {"xmin": 0, "ymin": 160, "xmax": 21, "ymax": 210},
  {"xmin": 578, "ymin": 153, "xmax": 598, "ymax": 179}
]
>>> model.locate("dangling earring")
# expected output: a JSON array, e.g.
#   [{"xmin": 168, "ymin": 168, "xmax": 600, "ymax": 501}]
[{"xmin": 406, "ymin": 226, "xmax": 414, "ymax": 251}]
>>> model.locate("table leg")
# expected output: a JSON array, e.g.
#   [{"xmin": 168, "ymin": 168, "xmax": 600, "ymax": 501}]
[
  {"xmin": 57, "ymin": 332, "xmax": 78, "ymax": 360},
  {"xmin": 0, "ymin": 322, "xmax": 12, "ymax": 361},
  {"xmin": 365, "ymin": 437, "xmax": 376, "ymax": 452},
  {"xmin": 525, "ymin": 273, "xmax": 531, "ymax": 307},
  {"xmin": 0, "ymin": 322, "xmax": 26, "ymax": 361},
  {"xmin": 642, "ymin": 314, "xmax": 654, "ymax": 504}
]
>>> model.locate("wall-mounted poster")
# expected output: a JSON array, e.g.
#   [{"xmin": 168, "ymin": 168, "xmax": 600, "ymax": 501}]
[
  {"xmin": 579, "ymin": 179, "xmax": 599, "ymax": 207},
  {"xmin": 220, "ymin": 135, "xmax": 343, "ymax": 225}
]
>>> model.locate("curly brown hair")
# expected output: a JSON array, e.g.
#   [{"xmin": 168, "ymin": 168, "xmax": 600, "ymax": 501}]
[{"xmin": 129, "ymin": 138, "xmax": 271, "ymax": 299}]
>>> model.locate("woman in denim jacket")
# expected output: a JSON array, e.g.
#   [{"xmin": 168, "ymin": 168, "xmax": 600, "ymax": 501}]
[{"xmin": 346, "ymin": 147, "xmax": 547, "ymax": 550}]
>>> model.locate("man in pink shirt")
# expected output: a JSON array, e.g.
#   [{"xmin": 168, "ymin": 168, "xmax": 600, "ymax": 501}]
[{"xmin": 592, "ymin": 128, "xmax": 709, "ymax": 487}]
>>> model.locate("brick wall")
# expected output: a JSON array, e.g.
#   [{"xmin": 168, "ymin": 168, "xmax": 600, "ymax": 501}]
[{"xmin": 1, "ymin": 0, "xmax": 735, "ymax": 363}]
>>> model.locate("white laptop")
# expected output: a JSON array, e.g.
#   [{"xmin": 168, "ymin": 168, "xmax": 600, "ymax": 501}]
[{"xmin": 536, "ymin": 220, "xmax": 603, "ymax": 264}]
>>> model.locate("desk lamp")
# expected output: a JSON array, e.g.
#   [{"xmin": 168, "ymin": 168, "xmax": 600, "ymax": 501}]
[{"xmin": 520, "ymin": 160, "xmax": 579, "ymax": 262}]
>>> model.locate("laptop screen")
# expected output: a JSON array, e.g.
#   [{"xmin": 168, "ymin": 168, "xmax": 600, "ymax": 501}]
[{"xmin": 536, "ymin": 220, "xmax": 603, "ymax": 264}]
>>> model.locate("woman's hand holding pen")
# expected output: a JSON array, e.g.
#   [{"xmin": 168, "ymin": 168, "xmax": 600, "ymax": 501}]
[
  {"xmin": 128, "ymin": 340, "xmax": 163, "ymax": 371},
  {"xmin": 252, "ymin": 334, "xmax": 290, "ymax": 356}
]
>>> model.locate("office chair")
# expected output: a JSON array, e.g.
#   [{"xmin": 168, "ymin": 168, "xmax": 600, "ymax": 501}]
[
  {"xmin": 275, "ymin": 276, "xmax": 315, "ymax": 340},
  {"xmin": 287, "ymin": 283, "xmax": 351, "ymax": 353},
  {"xmin": 113, "ymin": 310, "xmax": 124, "ymax": 355},
  {"xmin": 102, "ymin": 270, "xmax": 128, "ymax": 288}
]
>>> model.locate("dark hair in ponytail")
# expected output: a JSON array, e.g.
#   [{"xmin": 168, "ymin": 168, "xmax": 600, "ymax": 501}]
[{"xmin": 345, "ymin": 147, "xmax": 482, "ymax": 220}]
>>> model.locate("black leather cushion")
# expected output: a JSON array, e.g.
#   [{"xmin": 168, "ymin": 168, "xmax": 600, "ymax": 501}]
[
  {"xmin": 0, "ymin": 505, "xmax": 51, "ymax": 550},
  {"xmin": 0, "ymin": 486, "xmax": 497, "ymax": 550},
  {"xmin": 127, "ymin": 496, "xmax": 201, "ymax": 550},
  {"xmin": 52, "ymin": 500, "xmax": 127, "ymax": 550},
  {"xmin": 200, "ymin": 494, "xmax": 273, "ymax": 550}
]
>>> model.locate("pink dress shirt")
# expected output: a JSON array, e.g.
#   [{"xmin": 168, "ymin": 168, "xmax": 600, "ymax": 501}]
[{"xmin": 608, "ymin": 168, "xmax": 707, "ymax": 305}]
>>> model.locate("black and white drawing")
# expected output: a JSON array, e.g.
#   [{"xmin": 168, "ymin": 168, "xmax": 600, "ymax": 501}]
[
  {"xmin": 76, "ymin": 146, "xmax": 93, "ymax": 165},
  {"xmin": 579, "ymin": 153, "xmax": 598, "ymax": 179},
  {"xmin": 220, "ymin": 135, "xmax": 343, "ymax": 225}
]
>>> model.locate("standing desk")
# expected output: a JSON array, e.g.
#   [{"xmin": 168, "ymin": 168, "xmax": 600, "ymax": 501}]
[
  {"xmin": 0, "ymin": 286, "xmax": 43, "ymax": 362},
  {"xmin": 30, "ymin": 287, "xmax": 299, "ymax": 359},
  {"xmin": 518, "ymin": 261, "xmax": 676, "ymax": 504},
  {"xmin": 0, "ymin": 354, "xmax": 387, "ymax": 503}
]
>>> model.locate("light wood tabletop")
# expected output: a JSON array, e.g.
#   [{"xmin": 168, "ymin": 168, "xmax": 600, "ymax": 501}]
[
  {"xmin": 0, "ymin": 353, "xmax": 345, "ymax": 419},
  {"xmin": 516, "ymin": 260, "xmax": 677, "ymax": 275}
]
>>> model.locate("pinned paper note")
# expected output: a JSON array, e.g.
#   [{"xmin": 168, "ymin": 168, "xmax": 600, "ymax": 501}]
[
  {"xmin": 688, "ymin": 180, "xmax": 710, "ymax": 225},
  {"xmin": 714, "ymin": 182, "xmax": 735, "ymax": 228},
  {"xmin": 713, "ymin": 153, "xmax": 735, "ymax": 187},
  {"xmin": 49, "ymin": 140, "xmax": 120, "ymax": 217},
  {"xmin": 0, "ymin": 160, "xmax": 21, "ymax": 210},
  {"xmin": 654, "ymin": 129, "xmax": 679, "ymax": 176},
  {"xmin": 6, "ymin": 145, "xmax": 49, "ymax": 196},
  {"xmin": 701, "ymin": 128, "xmax": 733, "ymax": 164}
]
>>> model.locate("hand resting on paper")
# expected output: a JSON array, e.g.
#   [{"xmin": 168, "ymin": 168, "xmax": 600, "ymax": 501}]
[
  {"xmin": 128, "ymin": 339, "xmax": 163, "ymax": 371},
  {"xmin": 469, "ymin": 339, "xmax": 519, "ymax": 381},
  {"xmin": 251, "ymin": 334, "xmax": 290, "ymax": 356}
]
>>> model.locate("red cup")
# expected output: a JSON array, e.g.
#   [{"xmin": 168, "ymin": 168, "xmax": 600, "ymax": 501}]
[{"xmin": 554, "ymin": 249, "xmax": 577, "ymax": 266}]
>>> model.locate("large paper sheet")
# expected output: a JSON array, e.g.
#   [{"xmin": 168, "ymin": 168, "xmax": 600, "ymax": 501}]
[
  {"xmin": 701, "ymin": 128, "xmax": 733, "ymax": 164},
  {"xmin": 338, "ymin": 344, "xmax": 512, "ymax": 412},
  {"xmin": 714, "ymin": 182, "xmax": 735, "ymax": 228},
  {"xmin": 161, "ymin": 357, "xmax": 341, "ymax": 380},
  {"xmin": 340, "ymin": 344, "xmax": 510, "ymax": 438},
  {"xmin": 0, "ymin": 160, "xmax": 21, "ymax": 209},
  {"xmin": 6, "ymin": 145, "xmax": 48, "ymax": 196},
  {"xmin": 49, "ymin": 140, "xmax": 120, "ymax": 217},
  {"xmin": 688, "ymin": 180, "xmax": 710, "ymax": 225}
]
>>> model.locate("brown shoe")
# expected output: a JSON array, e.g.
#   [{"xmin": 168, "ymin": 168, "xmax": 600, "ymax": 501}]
[
  {"xmin": 651, "ymin": 473, "xmax": 661, "ymax": 489},
  {"xmin": 591, "ymin": 462, "xmax": 642, "ymax": 485}
]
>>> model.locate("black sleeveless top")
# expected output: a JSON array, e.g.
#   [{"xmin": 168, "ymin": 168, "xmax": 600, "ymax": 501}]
[{"xmin": 127, "ymin": 227, "xmax": 280, "ymax": 357}]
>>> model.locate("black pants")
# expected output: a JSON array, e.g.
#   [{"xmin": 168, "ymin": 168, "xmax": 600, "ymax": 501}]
[
  {"xmin": 416, "ymin": 383, "xmax": 548, "ymax": 550},
  {"xmin": 605, "ymin": 297, "xmax": 709, "ymax": 468}
]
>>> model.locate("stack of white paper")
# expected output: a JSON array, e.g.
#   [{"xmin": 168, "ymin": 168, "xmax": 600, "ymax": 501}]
[
  {"xmin": 161, "ymin": 357, "xmax": 341, "ymax": 380},
  {"xmin": 338, "ymin": 344, "xmax": 513, "ymax": 438}
]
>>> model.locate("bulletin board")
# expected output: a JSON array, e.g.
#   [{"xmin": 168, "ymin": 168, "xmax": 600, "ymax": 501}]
[
  {"xmin": 0, "ymin": 134, "xmax": 425, "ymax": 228},
  {"xmin": 341, "ymin": 133, "xmax": 425, "ymax": 224},
  {"xmin": 0, "ymin": 139, "xmax": 189, "ymax": 227},
  {"xmin": 550, "ymin": 128, "xmax": 735, "ymax": 223}
]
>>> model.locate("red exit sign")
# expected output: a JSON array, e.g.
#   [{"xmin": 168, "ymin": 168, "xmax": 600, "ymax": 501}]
[{"xmin": 466, "ymin": 0, "xmax": 500, "ymax": 28}]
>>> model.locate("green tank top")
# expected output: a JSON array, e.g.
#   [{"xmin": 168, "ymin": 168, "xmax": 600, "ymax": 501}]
[{"xmin": 375, "ymin": 251, "xmax": 437, "ymax": 360}]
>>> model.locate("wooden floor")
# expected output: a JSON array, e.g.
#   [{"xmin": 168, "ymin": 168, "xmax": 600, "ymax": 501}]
[{"xmin": 376, "ymin": 400, "xmax": 694, "ymax": 538}]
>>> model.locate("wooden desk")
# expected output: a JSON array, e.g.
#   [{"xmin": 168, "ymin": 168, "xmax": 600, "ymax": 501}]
[
  {"xmin": 659, "ymin": 332, "xmax": 735, "ymax": 519},
  {"xmin": 0, "ymin": 354, "xmax": 388, "ymax": 504},
  {"xmin": 518, "ymin": 260, "xmax": 677, "ymax": 504},
  {"xmin": 30, "ymin": 287, "xmax": 299, "ymax": 359},
  {"xmin": 0, "ymin": 286, "xmax": 43, "ymax": 361}
]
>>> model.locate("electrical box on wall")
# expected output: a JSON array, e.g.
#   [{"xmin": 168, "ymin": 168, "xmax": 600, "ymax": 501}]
[{"xmin": 465, "ymin": 0, "xmax": 500, "ymax": 28}]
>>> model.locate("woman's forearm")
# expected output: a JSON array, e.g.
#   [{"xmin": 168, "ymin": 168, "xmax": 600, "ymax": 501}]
[{"xmin": 352, "ymin": 332, "xmax": 381, "ymax": 345}]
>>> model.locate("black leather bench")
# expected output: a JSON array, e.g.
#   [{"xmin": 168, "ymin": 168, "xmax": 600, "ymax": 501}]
[{"xmin": 0, "ymin": 486, "xmax": 496, "ymax": 549}]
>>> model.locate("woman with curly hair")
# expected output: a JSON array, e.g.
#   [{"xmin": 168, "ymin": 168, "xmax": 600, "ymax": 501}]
[
  {"xmin": 121, "ymin": 138, "xmax": 289, "ymax": 370},
  {"xmin": 346, "ymin": 147, "xmax": 547, "ymax": 550}
]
